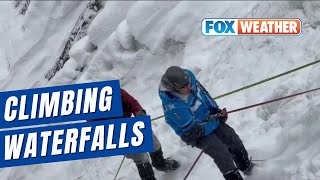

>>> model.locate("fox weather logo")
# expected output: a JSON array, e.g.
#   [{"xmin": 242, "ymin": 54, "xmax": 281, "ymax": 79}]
[
  {"xmin": 203, "ymin": 19, "xmax": 237, "ymax": 35},
  {"xmin": 202, "ymin": 18, "xmax": 301, "ymax": 36}
]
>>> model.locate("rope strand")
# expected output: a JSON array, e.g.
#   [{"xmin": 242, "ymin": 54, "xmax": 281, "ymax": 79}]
[{"xmin": 113, "ymin": 156, "xmax": 125, "ymax": 180}]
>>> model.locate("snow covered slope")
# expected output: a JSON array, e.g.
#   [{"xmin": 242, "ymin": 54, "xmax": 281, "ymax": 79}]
[{"xmin": 1, "ymin": 1, "xmax": 320, "ymax": 180}]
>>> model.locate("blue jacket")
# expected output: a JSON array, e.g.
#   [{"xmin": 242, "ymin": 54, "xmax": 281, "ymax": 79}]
[{"xmin": 159, "ymin": 69, "xmax": 220, "ymax": 139}]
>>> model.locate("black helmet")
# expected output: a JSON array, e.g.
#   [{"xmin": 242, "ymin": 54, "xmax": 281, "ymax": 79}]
[{"xmin": 161, "ymin": 66, "xmax": 189, "ymax": 91}]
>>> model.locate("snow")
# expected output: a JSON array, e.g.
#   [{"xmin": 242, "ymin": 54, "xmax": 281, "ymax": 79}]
[
  {"xmin": 0, "ymin": 1, "xmax": 88, "ymax": 90},
  {"xmin": 88, "ymin": 1, "xmax": 135, "ymax": 48},
  {"xmin": 1, "ymin": 1, "xmax": 320, "ymax": 180}
]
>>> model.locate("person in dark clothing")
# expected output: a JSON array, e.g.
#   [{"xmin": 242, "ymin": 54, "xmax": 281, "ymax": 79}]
[
  {"xmin": 158, "ymin": 66, "xmax": 253, "ymax": 180},
  {"xmin": 88, "ymin": 89, "xmax": 180, "ymax": 180}
]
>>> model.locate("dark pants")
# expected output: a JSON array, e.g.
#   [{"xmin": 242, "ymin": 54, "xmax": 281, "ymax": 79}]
[
  {"xmin": 182, "ymin": 122, "xmax": 245, "ymax": 174},
  {"xmin": 126, "ymin": 132, "xmax": 161, "ymax": 164}
]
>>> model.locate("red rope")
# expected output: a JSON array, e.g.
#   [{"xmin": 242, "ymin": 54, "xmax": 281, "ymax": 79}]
[
  {"xmin": 228, "ymin": 87, "xmax": 320, "ymax": 114},
  {"xmin": 183, "ymin": 87, "xmax": 320, "ymax": 180}
]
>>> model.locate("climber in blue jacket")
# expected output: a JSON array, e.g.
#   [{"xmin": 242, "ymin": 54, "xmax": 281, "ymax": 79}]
[{"xmin": 159, "ymin": 66, "xmax": 253, "ymax": 180}]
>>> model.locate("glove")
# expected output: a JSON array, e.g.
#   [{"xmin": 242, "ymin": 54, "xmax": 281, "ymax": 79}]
[
  {"xmin": 217, "ymin": 108, "xmax": 228, "ymax": 123},
  {"xmin": 135, "ymin": 110, "xmax": 146, "ymax": 116}
]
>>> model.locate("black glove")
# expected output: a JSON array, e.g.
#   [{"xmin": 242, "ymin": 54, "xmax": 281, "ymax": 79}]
[
  {"xmin": 217, "ymin": 108, "xmax": 228, "ymax": 122},
  {"xmin": 135, "ymin": 110, "xmax": 146, "ymax": 116},
  {"xmin": 181, "ymin": 135, "xmax": 199, "ymax": 147}
]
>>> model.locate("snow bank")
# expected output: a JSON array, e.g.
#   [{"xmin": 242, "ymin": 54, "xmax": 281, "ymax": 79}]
[
  {"xmin": 88, "ymin": 1, "xmax": 135, "ymax": 47},
  {"xmin": 0, "ymin": 1, "xmax": 88, "ymax": 90}
]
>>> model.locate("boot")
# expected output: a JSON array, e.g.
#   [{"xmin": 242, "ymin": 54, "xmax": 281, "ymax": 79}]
[
  {"xmin": 149, "ymin": 148, "xmax": 180, "ymax": 171},
  {"xmin": 223, "ymin": 169, "xmax": 244, "ymax": 180},
  {"xmin": 229, "ymin": 146, "xmax": 252, "ymax": 172},
  {"xmin": 136, "ymin": 162, "xmax": 156, "ymax": 180}
]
